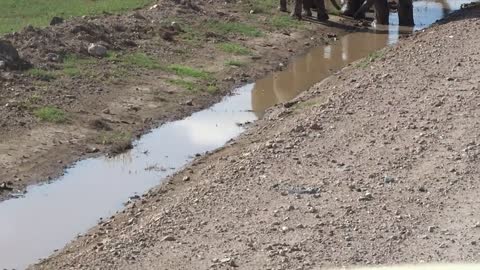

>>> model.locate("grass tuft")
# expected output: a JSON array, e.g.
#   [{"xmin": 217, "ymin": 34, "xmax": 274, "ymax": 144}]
[
  {"xmin": 219, "ymin": 43, "xmax": 251, "ymax": 55},
  {"xmin": 122, "ymin": 52, "xmax": 163, "ymax": 69},
  {"xmin": 34, "ymin": 106, "xmax": 66, "ymax": 123},
  {"xmin": 168, "ymin": 65, "xmax": 211, "ymax": 79},
  {"xmin": 270, "ymin": 15, "xmax": 302, "ymax": 29},
  {"xmin": 225, "ymin": 60, "xmax": 246, "ymax": 67},
  {"xmin": 206, "ymin": 21, "xmax": 262, "ymax": 37},
  {"xmin": 28, "ymin": 68, "xmax": 56, "ymax": 81},
  {"xmin": 357, "ymin": 51, "xmax": 385, "ymax": 68},
  {"xmin": 167, "ymin": 79, "xmax": 197, "ymax": 91}
]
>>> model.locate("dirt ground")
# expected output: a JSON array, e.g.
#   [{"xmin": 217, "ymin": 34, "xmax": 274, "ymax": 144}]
[
  {"xmin": 33, "ymin": 4, "xmax": 480, "ymax": 270},
  {"xmin": 0, "ymin": 0, "xmax": 360, "ymax": 200}
]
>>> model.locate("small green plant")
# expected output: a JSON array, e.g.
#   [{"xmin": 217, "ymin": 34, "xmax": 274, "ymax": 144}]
[
  {"xmin": 97, "ymin": 131, "xmax": 132, "ymax": 145},
  {"xmin": 357, "ymin": 51, "xmax": 385, "ymax": 68},
  {"xmin": 205, "ymin": 83, "xmax": 219, "ymax": 93},
  {"xmin": 61, "ymin": 54, "xmax": 94, "ymax": 77},
  {"xmin": 96, "ymin": 131, "xmax": 133, "ymax": 154},
  {"xmin": 27, "ymin": 94, "xmax": 42, "ymax": 104},
  {"xmin": 206, "ymin": 20, "xmax": 262, "ymax": 37},
  {"xmin": 167, "ymin": 79, "xmax": 197, "ymax": 91},
  {"xmin": 34, "ymin": 106, "xmax": 66, "ymax": 123},
  {"xmin": 63, "ymin": 67, "xmax": 81, "ymax": 77},
  {"xmin": 270, "ymin": 15, "xmax": 302, "ymax": 29},
  {"xmin": 225, "ymin": 60, "xmax": 246, "ymax": 67},
  {"xmin": 168, "ymin": 65, "xmax": 211, "ymax": 80},
  {"xmin": 178, "ymin": 23, "xmax": 203, "ymax": 47},
  {"xmin": 28, "ymin": 68, "xmax": 56, "ymax": 81},
  {"xmin": 122, "ymin": 52, "xmax": 163, "ymax": 69},
  {"xmin": 219, "ymin": 43, "xmax": 251, "ymax": 55}
]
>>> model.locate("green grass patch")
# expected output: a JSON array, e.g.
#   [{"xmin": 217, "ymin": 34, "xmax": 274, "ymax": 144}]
[
  {"xmin": 61, "ymin": 54, "xmax": 96, "ymax": 77},
  {"xmin": 206, "ymin": 20, "xmax": 262, "ymax": 37},
  {"xmin": 28, "ymin": 68, "xmax": 56, "ymax": 81},
  {"xmin": 356, "ymin": 51, "xmax": 385, "ymax": 68},
  {"xmin": 0, "ymin": 0, "xmax": 153, "ymax": 34},
  {"xmin": 177, "ymin": 23, "xmax": 204, "ymax": 47},
  {"xmin": 168, "ymin": 65, "xmax": 211, "ymax": 80},
  {"xmin": 270, "ymin": 15, "xmax": 302, "ymax": 29},
  {"xmin": 96, "ymin": 131, "xmax": 132, "ymax": 145},
  {"xmin": 206, "ymin": 83, "xmax": 219, "ymax": 93},
  {"xmin": 219, "ymin": 43, "xmax": 251, "ymax": 55},
  {"xmin": 225, "ymin": 60, "xmax": 246, "ymax": 67},
  {"xmin": 34, "ymin": 106, "xmax": 67, "ymax": 123},
  {"xmin": 122, "ymin": 52, "xmax": 163, "ymax": 69},
  {"xmin": 167, "ymin": 79, "xmax": 197, "ymax": 91},
  {"xmin": 96, "ymin": 131, "xmax": 133, "ymax": 154}
]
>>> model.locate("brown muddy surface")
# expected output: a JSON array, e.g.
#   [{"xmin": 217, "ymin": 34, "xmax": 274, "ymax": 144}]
[
  {"xmin": 0, "ymin": 0, "xmax": 358, "ymax": 201},
  {"xmin": 35, "ymin": 4, "xmax": 480, "ymax": 270}
]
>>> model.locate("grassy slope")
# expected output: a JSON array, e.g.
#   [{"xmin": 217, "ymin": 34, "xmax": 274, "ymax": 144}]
[{"xmin": 0, "ymin": 0, "xmax": 153, "ymax": 34}]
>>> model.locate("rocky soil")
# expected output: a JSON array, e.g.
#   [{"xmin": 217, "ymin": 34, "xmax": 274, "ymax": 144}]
[
  {"xmin": 0, "ymin": 0, "xmax": 358, "ymax": 200},
  {"xmin": 34, "ymin": 4, "xmax": 480, "ymax": 270}
]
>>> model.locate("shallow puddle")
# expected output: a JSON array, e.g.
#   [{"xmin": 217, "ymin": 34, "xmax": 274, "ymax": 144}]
[
  {"xmin": 251, "ymin": 0, "xmax": 470, "ymax": 116},
  {"xmin": 0, "ymin": 0, "xmax": 475, "ymax": 269}
]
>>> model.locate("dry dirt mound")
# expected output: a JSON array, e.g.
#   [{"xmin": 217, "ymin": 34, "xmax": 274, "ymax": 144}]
[{"xmin": 2, "ymin": 0, "xmax": 208, "ymax": 67}]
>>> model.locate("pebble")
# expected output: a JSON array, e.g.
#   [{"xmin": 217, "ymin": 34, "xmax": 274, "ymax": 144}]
[
  {"xmin": 88, "ymin": 43, "xmax": 107, "ymax": 57},
  {"xmin": 161, "ymin": 235, "xmax": 176, "ymax": 242}
]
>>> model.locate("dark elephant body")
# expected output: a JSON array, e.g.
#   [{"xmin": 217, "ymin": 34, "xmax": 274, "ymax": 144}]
[{"xmin": 343, "ymin": 0, "xmax": 413, "ymax": 26}]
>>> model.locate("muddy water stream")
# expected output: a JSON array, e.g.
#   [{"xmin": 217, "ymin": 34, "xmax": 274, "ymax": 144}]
[{"xmin": 0, "ymin": 1, "xmax": 474, "ymax": 268}]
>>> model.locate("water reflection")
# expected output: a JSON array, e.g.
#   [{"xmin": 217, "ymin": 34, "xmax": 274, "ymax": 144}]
[
  {"xmin": 250, "ymin": 0, "xmax": 471, "ymax": 117},
  {"xmin": 251, "ymin": 31, "xmax": 390, "ymax": 117},
  {"xmin": 0, "ymin": 85, "xmax": 257, "ymax": 270}
]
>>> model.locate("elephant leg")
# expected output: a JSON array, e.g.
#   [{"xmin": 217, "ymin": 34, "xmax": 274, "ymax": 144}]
[
  {"xmin": 353, "ymin": 0, "xmax": 374, "ymax": 19},
  {"xmin": 398, "ymin": 0, "xmax": 414, "ymax": 26},
  {"xmin": 291, "ymin": 0, "xmax": 303, "ymax": 19},
  {"xmin": 313, "ymin": 0, "xmax": 329, "ymax": 21},
  {"xmin": 303, "ymin": 0, "xmax": 313, "ymax": 16},
  {"xmin": 342, "ymin": 0, "xmax": 365, "ymax": 17},
  {"xmin": 280, "ymin": 0, "xmax": 287, "ymax": 12},
  {"xmin": 374, "ymin": 0, "xmax": 389, "ymax": 25}
]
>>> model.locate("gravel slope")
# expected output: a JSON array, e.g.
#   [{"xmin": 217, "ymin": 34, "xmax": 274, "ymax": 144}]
[{"xmin": 35, "ymin": 6, "xmax": 480, "ymax": 270}]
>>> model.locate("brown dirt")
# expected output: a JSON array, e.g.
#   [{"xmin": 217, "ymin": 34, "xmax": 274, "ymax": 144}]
[
  {"xmin": 0, "ymin": 0, "xmax": 359, "ymax": 200},
  {"xmin": 34, "ymin": 5, "xmax": 480, "ymax": 270}
]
